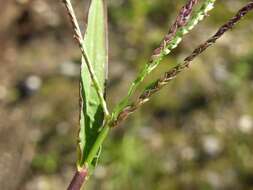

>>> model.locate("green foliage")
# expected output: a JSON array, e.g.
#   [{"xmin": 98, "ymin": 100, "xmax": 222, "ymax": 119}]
[{"xmin": 78, "ymin": 0, "xmax": 108, "ymax": 169}]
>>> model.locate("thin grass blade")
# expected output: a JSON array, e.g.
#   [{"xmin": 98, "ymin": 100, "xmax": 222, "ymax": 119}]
[{"xmin": 78, "ymin": 0, "xmax": 108, "ymax": 170}]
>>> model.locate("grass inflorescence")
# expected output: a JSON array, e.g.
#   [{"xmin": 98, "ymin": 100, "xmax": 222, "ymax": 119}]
[{"xmin": 62, "ymin": 0, "xmax": 253, "ymax": 189}]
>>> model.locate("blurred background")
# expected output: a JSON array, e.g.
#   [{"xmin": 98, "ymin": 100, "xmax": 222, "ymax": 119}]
[{"xmin": 0, "ymin": 0, "xmax": 253, "ymax": 189}]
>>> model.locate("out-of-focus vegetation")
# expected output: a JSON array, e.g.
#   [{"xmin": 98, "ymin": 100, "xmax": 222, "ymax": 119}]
[{"xmin": 0, "ymin": 0, "xmax": 253, "ymax": 190}]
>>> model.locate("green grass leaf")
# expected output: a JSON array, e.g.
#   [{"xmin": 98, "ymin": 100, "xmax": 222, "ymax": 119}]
[{"xmin": 78, "ymin": 0, "xmax": 108, "ymax": 169}]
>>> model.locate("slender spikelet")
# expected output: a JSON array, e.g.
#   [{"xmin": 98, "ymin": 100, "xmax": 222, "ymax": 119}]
[
  {"xmin": 114, "ymin": 0, "xmax": 216, "ymax": 119},
  {"xmin": 151, "ymin": 0, "xmax": 198, "ymax": 60},
  {"xmin": 185, "ymin": 1, "xmax": 253, "ymax": 63},
  {"xmin": 150, "ymin": 0, "xmax": 216, "ymax": 61},
  {"xmin": 113, "ymin": 1, "xmax": 253, "ymax": 127},
  {"xmin": 129, "ymin": 0, "xmax": 215, "ymax": 94},
  {"xmin": 62, "ymin": 0, "xmax": 84, "ymax": 47}
]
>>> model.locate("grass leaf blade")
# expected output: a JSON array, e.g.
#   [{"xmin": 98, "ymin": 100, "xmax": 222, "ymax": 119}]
[{"xmin": 78, "ymin": 0, "xmax": 108, "ymax": 169}]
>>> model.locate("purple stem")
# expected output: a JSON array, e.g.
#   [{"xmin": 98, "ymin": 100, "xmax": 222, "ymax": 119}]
[{"xmin": 67, "ymin": 167, "xmax": 88, "ymax": 190}]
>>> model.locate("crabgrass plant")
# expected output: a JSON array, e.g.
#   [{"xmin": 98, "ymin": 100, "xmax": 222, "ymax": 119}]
[{"xmin": 62, "ymin": 0, "xmax": 253, "ymax": 189}]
